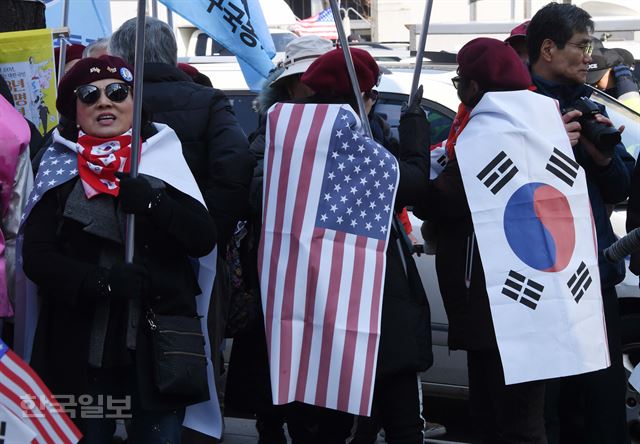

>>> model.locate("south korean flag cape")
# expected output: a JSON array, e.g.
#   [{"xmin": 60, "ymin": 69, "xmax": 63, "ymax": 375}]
[{"xmin": 455, "ymin": 90, "xmax": 609, "ymax": 385}]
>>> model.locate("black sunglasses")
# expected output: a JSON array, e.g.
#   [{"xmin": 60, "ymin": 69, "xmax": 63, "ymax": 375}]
[
  {"xmin": 75, "ymin": 82, "xmax": 130, "ymax": 105},
  {"xmin": 451, "ymin": 76, "xmax": 461, "ymax": 90},
  {"xmin": 365, "ymin": 89, "xmax": 379, "ymax": 102}
]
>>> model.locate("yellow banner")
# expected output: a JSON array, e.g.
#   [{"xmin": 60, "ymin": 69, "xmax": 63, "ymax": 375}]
[{"xmin": 0, "ymin": 29, "xmax": 58, "ymax": 135}]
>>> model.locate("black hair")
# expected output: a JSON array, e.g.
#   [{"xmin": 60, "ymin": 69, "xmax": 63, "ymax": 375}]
[{"xmin": 527, "ymin": 2, "xmax": 594, "ymax": 64}]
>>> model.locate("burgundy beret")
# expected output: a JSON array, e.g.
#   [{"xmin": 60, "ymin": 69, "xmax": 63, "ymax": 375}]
[
  {"xmin": 457, "ymin": 38, "xmax": 531, "ymax": 92},
  {"xmin": 504, "ymin": 20, "xmax": 530, "ymax": 44},
  {"xmin": 54, "ymin": 44, "xmax": 85, "ymax": 73},
  {"xmin": 301, "ymin": 47, "xmax": 380, "ymax": 96},
  {"xmin": 56, "ymin": 55, "xmax": 134, "ymax": 119}
]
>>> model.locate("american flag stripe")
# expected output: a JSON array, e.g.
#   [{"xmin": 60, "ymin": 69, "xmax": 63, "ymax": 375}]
[
  {"xmin": 260, "ymin": 103, "xmax": 397, "ymax": 416},
  {"xmin": 3, "ymin": 357, "xmax": 77, "ymax": 442},
  {"xmin": 314, "ymin": 230, "xmax": 347, "ymax": 407},
  {"xmin": 359, "ymin": 240, "xmax": 386, "ymax": 414},
  {"xmin": 0, "ymin": 343, "xmax": 81, "ymax": 443},
  {"xmin": 1, "ymin": 371, "xmax": 61, "ymax": 443},
  {"xmin": 278, "ymin": 104, "xmax": 330, "ymax": 403}
]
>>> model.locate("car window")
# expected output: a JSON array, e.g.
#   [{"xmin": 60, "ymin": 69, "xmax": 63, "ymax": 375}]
[
  {"xmin": 374, "ymin": 92, "xmax": 454, "ymax": 145},
  {"xmin": 271, "ymin": 33, "xmax": 296, "ymax": 52},
  {"xmin": 225, "ymin": 91, "xmax": 456, "ymax": 144},
  {"xmin": 589, "ymin": 88, "xmax": 640, "ymax": 159},
  {"xmin": 226, "ymin": 92, "xmax": 259, "ymax": 136}
]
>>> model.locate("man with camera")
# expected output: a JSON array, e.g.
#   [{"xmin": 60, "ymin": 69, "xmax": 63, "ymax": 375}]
[{"xmin": 528, "ymin": 3, "xmax": 635, "ymax": 443}]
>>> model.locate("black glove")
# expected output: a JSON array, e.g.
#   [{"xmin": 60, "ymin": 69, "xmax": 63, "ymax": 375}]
[
  {"xmin": 107, "ymin": 262, "xmax": 148, "ymax": 301},
  {"xmin": 116, "ymin": 173, "xmax": 156, "ymax": 215},
  {"xmin": 401, "ymin": 85, "xmax": 425, "ymax": 118}
]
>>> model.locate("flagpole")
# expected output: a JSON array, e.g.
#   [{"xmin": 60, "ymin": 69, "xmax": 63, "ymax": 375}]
[
  {"xmin": 125, "ymin": 0, "xmax": 147, "ymax": 263},
  {"xmin": 328, "ymin": 0, "xmax": 372, "ymax": 138},
  {"xmin": 409, "ymin": 0, "xmax": 434, "ymax": 105},
  {"xmin": 57, "ymin": 0, "xmax": 70, "ymax": 84}
]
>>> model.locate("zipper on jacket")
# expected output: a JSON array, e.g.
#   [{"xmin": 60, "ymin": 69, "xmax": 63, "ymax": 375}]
[
  {"xmin": 158, "ymin": 329, "xmax": 203, "ymax": 337},
  {"xmin": 163, "ymin": 351, "xmax": 206, "ymax": 358},
  {"xmin": 465, "ymin": 232, "xmax": 475, "ymax": 292}
]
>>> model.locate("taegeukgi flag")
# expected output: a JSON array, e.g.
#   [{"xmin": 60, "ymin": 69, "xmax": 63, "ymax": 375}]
[
  {"xmin": 259, "ymin": 103, "xmax": 399, "ymax": 415},
  {"xmin": 455, "ymin": 90, "xmax": 609, "ymax": 384}
]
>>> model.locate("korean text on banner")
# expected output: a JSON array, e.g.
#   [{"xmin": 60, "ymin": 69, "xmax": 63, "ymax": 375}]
[
  {"xmin": 0, "ymin": 29, "xmax": 58, "ymax": 135},
  {"xmin": 159, "ymin": 0, "xmax": 275, "ymax": 85},
  {"xmin": 455, "ymin": 90, "xmax": 609, "ymax": 385}
]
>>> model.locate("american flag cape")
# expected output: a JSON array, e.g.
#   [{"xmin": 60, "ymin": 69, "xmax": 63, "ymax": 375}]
[
  {"xmin": 13, "ymin": 124, "xmax": 223, "ymax": 437},
  {"xmin": 259, "ymin": 103, "xmax": 399, "ymax": 415},
  {"xmin": 0, "ymin": 339, "xmax": 81, "ymax": 443},
  {"xmin": 290, "ymin": 8, "xmax": 338, "ymax": 40}
]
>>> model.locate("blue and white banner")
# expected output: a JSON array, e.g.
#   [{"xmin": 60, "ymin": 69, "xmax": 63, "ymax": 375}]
[
  {"xmin": 455, "ymin": 90, "xmax": 609, "ymax": 384},
  {"xmin": 159, "ymin": 0, "xmax": 275, "ymax": 90},
  {"xmin": 45, "ymin": 0, "xmax": 112, "ymax": 46}
]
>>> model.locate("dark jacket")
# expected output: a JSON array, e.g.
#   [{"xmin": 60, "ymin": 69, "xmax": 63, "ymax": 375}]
[
  {"xmin": 141, "ymin": 63, "xmax": 255, "ymax": 244},
  {"xmin": 414, "ymin": 159, "xmax": 497, "ymax": 351},
  {"xmin": 22, "ymin": 175, "xmax": 216, "ymax": 413},
  {"xmin": 532, "ymin": 75, "xmax": 634, "ymax": 289}
]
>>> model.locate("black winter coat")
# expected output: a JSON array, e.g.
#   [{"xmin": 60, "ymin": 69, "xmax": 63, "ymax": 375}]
[
  {"xmin": 22, "ymin": 176, "xmax": 216, "ymax": 413},
  {"xmin": 414, "ymin": 159, "xmax": 497, "ymax": 351},
  {"xmin": 141, "ymin": 63, "xmax": 255, "ymax": 244}
]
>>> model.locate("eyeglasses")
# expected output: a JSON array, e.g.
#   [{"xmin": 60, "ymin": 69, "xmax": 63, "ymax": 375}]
[
  {"xmin": 365, "ymin": 89, "xmax": 379, "ymax": 103},
  {"xmin": 451, "ymin": 76, "xmax": 461, "ymax": 90},
  {"xmin": 565, "ymin": 41, "xmax": 594, "ymax": 56},
  {"xmin": 74, "ymin": 83, "xmax": 130, "ymax": 105}
]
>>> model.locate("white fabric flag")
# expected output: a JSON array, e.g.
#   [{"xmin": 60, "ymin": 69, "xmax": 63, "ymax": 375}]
[
  {"xmin": 0, "ymin": 403, "xmax": 37, "ymax": 443},
  {"xmin": 455, "ymin": 90, "xmax": 609, "ymax": 384}
]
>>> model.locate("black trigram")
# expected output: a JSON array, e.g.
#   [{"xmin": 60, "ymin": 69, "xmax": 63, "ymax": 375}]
[
  {"xmin": 502, "ymin": 270, "xmax": 544, "ymax": 310},
  {"xmin": 567, "ymin": 262, "xmax": 592, "ymax": 303},
  {"xmin": 436, "ymin": 153, "xmax": 447, "ymax": 168},
  {"xmin": 477, "ymin": 151, "xmax": 518, "ymax": 194},
  {"xmin": 0, "ymin": 420, "xmax": 6, "ymax": 444},
  {"xmin": 546, "ymin": 147, "xmax": 579, "ymax": 187}
]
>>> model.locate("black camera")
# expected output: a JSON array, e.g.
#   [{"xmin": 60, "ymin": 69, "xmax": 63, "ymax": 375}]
[{"xmin": 563, "ymin": 97, "xmax": 621, "ymax": 156}]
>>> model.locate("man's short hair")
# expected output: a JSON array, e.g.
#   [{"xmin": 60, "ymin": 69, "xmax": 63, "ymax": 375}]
[
  {"xmin": 83, "ymin": 38, "xmax": 109, "ymax": 58},
  {"xmin": 109, "ymin": 16, "xmax": 178, "ymax": 66},
  {"xmin": 527, "ymin": 2, "xmax": 594, "ymax": 65}
]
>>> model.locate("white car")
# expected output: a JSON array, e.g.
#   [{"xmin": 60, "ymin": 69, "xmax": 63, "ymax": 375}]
[{"xmin": 187, "ymin": 58, "xmax": 640, "ymax": 438}]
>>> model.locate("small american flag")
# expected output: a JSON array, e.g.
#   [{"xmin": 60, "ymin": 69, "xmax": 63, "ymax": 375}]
[
  {"xmin": 258, "ymin": 103, "xmax": 399, "ymax": 415},
  {"xmin": 0, "ymin": 339, "xmax": 82, "ymax": 443},
  {"xmin": 290, "ymin": 8, "xmax": 338, "ymax": 40}
]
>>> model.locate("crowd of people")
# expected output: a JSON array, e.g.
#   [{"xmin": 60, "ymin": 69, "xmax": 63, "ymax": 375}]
[{"xmin": 1, "ymin": 1, "xmax": 640, "ymax": 443}]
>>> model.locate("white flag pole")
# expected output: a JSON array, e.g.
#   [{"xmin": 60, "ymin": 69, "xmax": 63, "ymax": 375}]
[
  {"xmin": 409, "ymin": 0, "xmax": 434, "ymax": 105},
  {"xmin": 328, "ymin": 0, "xmax": 372, "ymax": 138},
  {"xmin": 56, "ymin": 0, "xmax": 70, "ymax": 84},
  {"xmin": 124, "ymin": 0, "xmax": 147, "ymax": 263}
]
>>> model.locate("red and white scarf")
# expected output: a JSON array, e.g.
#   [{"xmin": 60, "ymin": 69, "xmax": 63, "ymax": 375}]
[{"xmin": 75, "ymin": 130, "xmax": 133, "ymax": 198}]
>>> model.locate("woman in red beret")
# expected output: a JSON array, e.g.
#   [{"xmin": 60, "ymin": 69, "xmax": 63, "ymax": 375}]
[
  {"xmin": 291, "ymin": 48, "xmax": 433, "ymax": 444},
  {"xmin": 21, "ymin": 55, "xmax": 216, "ymax": 443}
]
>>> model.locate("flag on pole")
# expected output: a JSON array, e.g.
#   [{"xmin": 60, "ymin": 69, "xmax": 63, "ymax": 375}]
[
  {"xmin": 0, "ymin": 339, "xmax": 81, "ymax": 443},
  {"xmin": 259, "ymin": 103, "xmax": 399, "ymax": 415},
  {"xmin": 158, "ymin": 0, "xmax": 275, "ymax": 90},
  {"xmin": 44, "ymin": 0, "xmax": 112, "ymax": 46},
  {"xmin": 291, "ymin": 8, "xmax": 338, "ymax": 40},
  {"xmin": 455, "ymin": 90, "xmax": 609, "ymax": 384}
]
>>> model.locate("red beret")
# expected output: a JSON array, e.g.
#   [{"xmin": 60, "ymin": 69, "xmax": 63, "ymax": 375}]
[
  {"xmin": 54, "ymin": 44, "xmax": 86, "ymax": 73},
  {"xmin": 301, "ymin": 47, "xmax": 380, "ymax": 96},
  {"xmin": 504, "ymin": 20, "xmax": 530, "ymax": 44},
  {"xmin": 56, "ymin": 55, "xmax": 134, "ymax": 119},
  {"xmin": 457, "ymin": 38, "xmax": 531, "ymax": 92}
]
